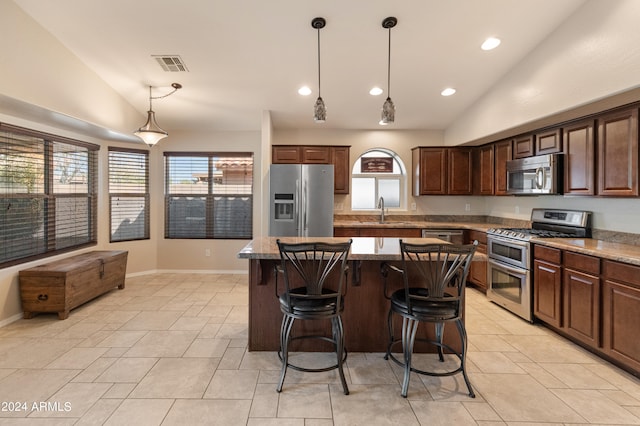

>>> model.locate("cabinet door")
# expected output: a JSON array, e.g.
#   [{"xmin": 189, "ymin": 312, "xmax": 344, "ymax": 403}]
[
  {"xmin": 494, "ymin": 140, "xmax": 513, "ymax": 195},
  {"xmin": 302, "ymin": 146, "xmax": 330, "ymax": 163},
  {"xmin": 536, "ymin": 128, "xmax": 563, "ymax": 155},
  {"xmin": 513, "ymin": 134, "xmax": 535, "ymax": 159},
  {"xmin": 602, "ymin": 279, "xmax": 640, "ymax": 372},
  {"xmin": 467, "ymin": 231, "xmax": 487, "ymax": 291},
  {"xmin": 330, "ymin": 146, "xmax": 350, "ymax": 194},
  {"xmin": 597, "ymin": 108, "xmax": 639, "ymax": 196},
  {"xmin": 414, "ymin": 148, "xmax": 447, "ymax": 195},
  {"xmin": 564, "ymin": 120, "xmax": 596, "ymax": 195},
  {"xmin": 563, "ymin": 268, "xmax": 600, "ymax": 347},
  {"xmin": 448, "ymin": 148, "xmax": 473, "ymax": 195},
  {"xmin": 475, "ymin": 145, "xmax": 494, "ymax": 195},
  {"xmin": 533, "ymin": 259, "xmax": 562, "ymax": 327},
  {"xmin": 272, "ymin": 146, "xmax": 301, "ymax": 163}
]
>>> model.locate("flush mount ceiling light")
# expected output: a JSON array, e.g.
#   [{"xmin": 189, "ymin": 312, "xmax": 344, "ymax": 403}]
[
  {"xmin": 379, "ymin": 17, "xmax": 397, "ymax": 126},
  {"xmin": 441, "ymin": 87, "xmax": 457, "ymax": 96},
  {"xmin": 134, "ymin": 83, "xmax": 182, "ymax": 146},
  {"xmin": 298, "ymin": 86, "xmax": 312, "ymax": 96},
  {"xmin": 312, "ymin": 17, "xmax": 327, "ymax": 123},
  {"xmin": 369, "ymin": 87, "xmax": 383, "ymax": 96},
  {"xmin": 481, "ymin": 37, "xmax": 501, "ymax": 51}
]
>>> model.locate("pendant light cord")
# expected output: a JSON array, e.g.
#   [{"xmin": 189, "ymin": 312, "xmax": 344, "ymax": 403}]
[
  {"xmin": 387, "ymin": 27, "xmax": 391, "ymax": 98},
  {"xmin": 317, "ymin": 27, "xmax": 322, "ymax": 97}
]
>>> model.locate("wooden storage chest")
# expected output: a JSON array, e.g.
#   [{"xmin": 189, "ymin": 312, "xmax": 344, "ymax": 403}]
[{"xmin": 19, "ymin": 250, "xmax": 128, "ymax": 319}]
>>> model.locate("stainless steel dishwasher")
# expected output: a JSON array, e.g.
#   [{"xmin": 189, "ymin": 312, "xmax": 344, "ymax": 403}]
[{"xmin": 421, "ymin": 229, "xmax": 465, "ymax": 244}]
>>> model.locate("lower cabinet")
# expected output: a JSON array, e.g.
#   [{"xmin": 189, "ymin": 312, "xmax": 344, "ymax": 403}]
[
  {"xmin": 533, "ymin": 245, "xmax": 640, "ymax": 376},
  {"xmin": 533, "ymin": 245, "xmax": 562, "ymax": 328},
  {"xmin": 467, "ymin": 230, "xmax": 487, "ymax": 291},
  {"xmin": 602, "ymin": 260, "xmax": 640, "ymax": 373},
  {"xmin": 333, "ymin": 227, "xmax": 421, "ymax": 238}
]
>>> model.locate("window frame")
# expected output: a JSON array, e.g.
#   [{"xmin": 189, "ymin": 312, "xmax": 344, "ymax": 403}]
[
  {"xmin": 351, "ymin": 148, "xmax": 407, "ymax": 211},
  {"xmin": 0, "ymin": 123, "xmax": 98, "ymax": 269},
  {"xmin": 108, "ymin": 147, "xmax": 150, "ymax": 243},
  {"xmin": 163, "ymin": 151, "xmax": 253, "ymax": 240}
]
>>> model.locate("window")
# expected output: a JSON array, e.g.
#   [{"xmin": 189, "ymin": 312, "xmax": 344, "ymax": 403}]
[
  {"xmin": 0, "ymin": 123, "xmax": 98, "ymax": 268},
  {"xmin": 351, "ymin": 148, "xmax": 406, "ymax": 210},
  {"xmin": 108, "ymin": 148, "xmax": 149, "ymax": 242},
  {"xmin": 164, "ymin": 152, "xmax": 253, "ymax": 239}
]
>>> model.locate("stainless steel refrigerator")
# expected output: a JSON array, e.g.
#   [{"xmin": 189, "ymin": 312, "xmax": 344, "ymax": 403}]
[{"xmin": 269, "ymin": 164, "xmax": 334, "ymax": 237}]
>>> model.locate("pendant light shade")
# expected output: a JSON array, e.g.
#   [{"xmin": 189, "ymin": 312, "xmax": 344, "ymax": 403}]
[
  {"xmin": 312, "ymin": 17, "xmax": 327, "ymax": 123},
  {"xmin": 134, "ymin": 83, "xmax": 182, "ymax": 146},
  {"xmin": 380, "ymin": 17, "xmax": 397, "ymax": 125}
]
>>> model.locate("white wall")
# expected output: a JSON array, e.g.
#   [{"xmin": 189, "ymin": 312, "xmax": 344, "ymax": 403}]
[{"xmin": 446, "ymin": 0, "xmax": 640, "ymax": 146}]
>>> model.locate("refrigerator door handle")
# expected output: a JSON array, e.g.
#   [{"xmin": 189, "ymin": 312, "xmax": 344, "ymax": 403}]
[
  {"xmin": 302, "ymin": 179, "xmax": 308, "ymax": 234},
  {"xmin": 295, "ymin": 179, "xmax": 300, "ymax": 233}
]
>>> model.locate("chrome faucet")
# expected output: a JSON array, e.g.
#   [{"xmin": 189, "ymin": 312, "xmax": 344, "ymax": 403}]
[{"xmin": 377, "ymin": 196, "xmax": 385, "ymax": 223}]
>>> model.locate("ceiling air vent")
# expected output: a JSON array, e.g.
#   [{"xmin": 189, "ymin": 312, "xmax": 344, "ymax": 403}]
[{"xmin": 152, "ymin": 55, "xmax": 189, "ymax": 72}]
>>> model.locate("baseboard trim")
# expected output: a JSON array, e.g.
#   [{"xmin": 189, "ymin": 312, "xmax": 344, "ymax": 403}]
[{"xmin": 126, "ymin": 269, "xmax": 247, "ymax": 277}]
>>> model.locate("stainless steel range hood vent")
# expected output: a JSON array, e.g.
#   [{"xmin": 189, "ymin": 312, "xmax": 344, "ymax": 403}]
[{"xmin": 152, "ymin": 55, "xmax": 189, "ymax": 72}]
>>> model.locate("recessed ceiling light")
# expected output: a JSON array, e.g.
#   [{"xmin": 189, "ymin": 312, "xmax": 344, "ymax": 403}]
[
  {"xmin": 481, "ymin": 37, "xmax": 501, "ymax": 51},
  {"xmin": 298, "ymin": 86, "xmax": 312, "ymax": 96},
  {"xmin": 369, "ymin": 87, "xmax": 383, "ymax": 96},
  {"xmin": 441, "ymin": 88, "xmax": 456, "ymax": 97}
]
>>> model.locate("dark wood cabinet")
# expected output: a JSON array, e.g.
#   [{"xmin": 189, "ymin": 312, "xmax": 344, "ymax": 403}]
[
  {"xmin": 272, "ymin": 146, "xmax": 301, "ymax": 163},
  {"xmin": 494, "ymin": 139, "xmax": 512, "ymax": 195},
  {"xmin": 564, "ymin": 119, "xmax": 596, "ymax": 195},
  {"xmin": 597, "ymin": 107, "xmax": 639, "ymax": 196},
  {"xmin": 330, "ymin": 146, "xmax": 350, "ymax": 194},
  {"xmin": 533, "ymin": 245, "xmax": 563, "ymax": 328},
  {"xmin": 448, "ymin": 148, "xmax": 473, "ymax": 195},
  {"xmin": 602, "ymin": 260, "xmax": 640, "ymax": 373},
  {"xmin": 474, "ymin": 145, "xmax": 494, "ymax": 195},
  {"xmin": 413, "ymin": 147, "xmax": 447, "ymax": 195},
  {"xmin": 301, "ymin": 146, "xmax": 330, "ymax": 163},
  {"xmin": 536, "ymin": 128, "xmax": 563, "ymax": 155},
  {"xmin": 333, "ymin": 226, "xmax": 421, "ymax": 238},
  {"xmin": 467, "ymin": 230, "xmax": 487, "ymax": 291},
  {"xmin": 412, "ymin": 147, "xmax": 472, "ymax": 196},
  {"xmin": 272, "ymin": 145, "xmax": 350, "ymax": 194},
  {"xmin": 563, "ymin": 252, "xmax": 600, "ymax": 347},
  {"xmin": 513, "ymin": 134, "xmax": 535, "ymax": 159}
]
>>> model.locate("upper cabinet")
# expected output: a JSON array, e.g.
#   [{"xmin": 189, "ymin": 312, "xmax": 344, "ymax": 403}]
[
  {"xmin": 597, "ymin": 107, "xmax": 638, "ymax": 196},
  {"xmin": 494, "ymin": 139, "xmax": 512, "ymax": 195},
  {"xmin": 474, "ymin": 144, "xmax": 494, "ymax": 195},
  {"xmin": 536, "ymin": 128, "xmax": 563, "ymax": 155},
  {"xmin": 272, "ymin": 145, "xmax": 350, "ymax": 194},
  {"xmin": 513, "ymin": 134, "xmax": 535, "ymax": 159},
  {"xmin": 564, "ymin": 119, "xmax": 596, "ymax": 195},
  {"xmin": 412, "ymin": 147, "xmax": 472, "ymax": 196}
]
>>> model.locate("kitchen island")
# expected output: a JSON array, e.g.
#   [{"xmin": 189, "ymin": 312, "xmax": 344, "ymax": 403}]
[{"xmin": 238, "ymin": 236, "xmax": 474, "ymax": 352}]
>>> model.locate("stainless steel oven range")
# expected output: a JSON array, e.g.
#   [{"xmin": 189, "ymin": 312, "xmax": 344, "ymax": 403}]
[{"xmin": 486, "ymin": 209, "xmax": 592, "ymax": 322}]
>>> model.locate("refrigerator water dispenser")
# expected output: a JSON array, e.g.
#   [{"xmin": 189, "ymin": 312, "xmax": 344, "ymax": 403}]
[{"xmin": 274, "ymin": 194, "xmax": 294, "ymax": 221}]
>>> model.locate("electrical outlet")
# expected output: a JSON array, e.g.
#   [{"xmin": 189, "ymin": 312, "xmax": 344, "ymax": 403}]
[
  {"xmin": 515, "ymin": 206, "xmax": 520, "ymax": 214},
  {"xmin": 205, "ymin": 249, "xmax": 211, "ymax": 257},
  {"xmin": 465, "ymin": 203, "xmax": 470, "ymax": 212},
  {"xmin": 410, "ymin": 202, "xmax": 417, "ymax": 211},
  {"xmin": 334, "ymin": 203, "xmax": 343, "ymax": 211}
]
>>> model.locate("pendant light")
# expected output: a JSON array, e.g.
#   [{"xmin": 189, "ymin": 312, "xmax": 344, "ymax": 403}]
[
  {"xmin": 312, "ymin": 17, "xmax": 327, "ymax": 123},
  {"xmin": 380, "ymin": 17, "xmax": 397, "ymax": 125},
  {"xmin": 134, "ymin": 83, "xmax": 182, "ymax": 146}
]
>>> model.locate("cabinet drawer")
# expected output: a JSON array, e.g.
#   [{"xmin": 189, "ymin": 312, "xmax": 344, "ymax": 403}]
[
  {"xmin": 603, "ymin": 260, "xmax": 640, "ymax": 288},
  {"xmin": 564, "ymin": 251, "xmax": 600, "ymax": 275},
  {"xmin": 534, "ymin": 245, "xmax": 562, "ymax": 264}
]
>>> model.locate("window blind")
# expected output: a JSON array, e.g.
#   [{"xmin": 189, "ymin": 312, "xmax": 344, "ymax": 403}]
[
  {"xmin": 164, "ymin": 152, "xmax": 253, "ymax": 239},
  {"xmin": 108, "ymin": 148, "xmax": 149, "ymax": 242},
  {"xmin": 0, "ymin": 123, "xmax": 98, "ymax": 268}
]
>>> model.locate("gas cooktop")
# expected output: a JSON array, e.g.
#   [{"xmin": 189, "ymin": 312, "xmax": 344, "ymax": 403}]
[{"xmin": 486, "ymin": 208, "xmax": 592, "ymax": 242}]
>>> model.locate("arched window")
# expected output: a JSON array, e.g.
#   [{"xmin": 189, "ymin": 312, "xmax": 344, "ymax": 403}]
[{"xmin": 351, "ymin": 148, "xmax": 406, "ymax": 210}]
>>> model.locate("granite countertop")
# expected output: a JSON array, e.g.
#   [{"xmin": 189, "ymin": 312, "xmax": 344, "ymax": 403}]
[
  {"xmin": 531, "ymin": 238, "xmax": 640, "ymax": 267},
  {"xmin": 333, "ymin": 219, "xmax": 494, "ymax": 232},
  {"xmin": 237, "ymin": 236, "xmax": 474, "ymax": 261}
]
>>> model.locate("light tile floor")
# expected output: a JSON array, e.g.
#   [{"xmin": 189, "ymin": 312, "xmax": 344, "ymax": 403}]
[{"xmin": 0, "ymin": 272, "xmax": 638, "ymax": 425}]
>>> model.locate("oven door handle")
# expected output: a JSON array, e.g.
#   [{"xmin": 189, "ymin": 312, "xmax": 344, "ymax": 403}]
[
  {"xmin": 488, "ymin": 235, "xmax": 530, "ymax": 248},
  {"xmin": 488, "ymin": 259, "xmax": 528, "ymax": 275}
]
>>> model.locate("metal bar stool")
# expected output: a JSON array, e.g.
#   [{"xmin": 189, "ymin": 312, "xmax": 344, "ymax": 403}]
[
  {"xmin": 275, "ymin": 239, "xmax": 352, "ymax": 395},
  {"xmin": 381, "ymin": 240, "xmax": 477, "ymax": 398}
]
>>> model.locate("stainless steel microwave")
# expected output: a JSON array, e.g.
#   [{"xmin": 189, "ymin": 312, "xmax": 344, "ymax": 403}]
[{"xmin": 506, "ymin": 153, "xmax": 563, "ymax": 195}]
